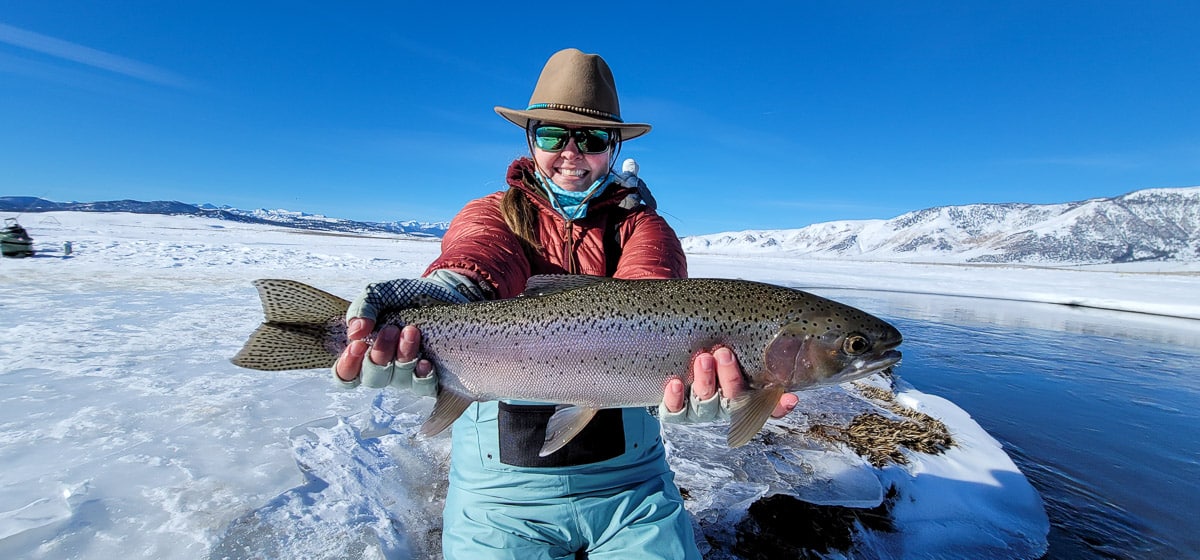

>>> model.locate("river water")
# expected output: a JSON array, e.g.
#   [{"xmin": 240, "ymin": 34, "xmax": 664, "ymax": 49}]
[{"xmin": 824, "ymin": 289, "xmax": 1200, "ymax": 559}]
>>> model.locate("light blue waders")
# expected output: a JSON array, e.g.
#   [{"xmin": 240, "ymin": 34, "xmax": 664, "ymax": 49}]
[{"xmin": 441, "ymin": 401, "xmax": 701, "ymax": 559}]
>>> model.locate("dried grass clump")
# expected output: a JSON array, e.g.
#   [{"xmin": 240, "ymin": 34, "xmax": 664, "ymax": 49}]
[{"xmin": 809, "ymin": 386, "xmax": 954, "ymax": 467}]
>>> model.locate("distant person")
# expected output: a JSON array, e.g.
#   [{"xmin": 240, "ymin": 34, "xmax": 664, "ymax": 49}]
[{"xmin": 333, "ymin": 48, "xmax": 798, "ymax": 558}]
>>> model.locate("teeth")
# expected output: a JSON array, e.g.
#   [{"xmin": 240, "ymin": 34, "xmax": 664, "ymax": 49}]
[{"xmin": 559, "ymin": 169, "xmax": 587, "ymax": 177}]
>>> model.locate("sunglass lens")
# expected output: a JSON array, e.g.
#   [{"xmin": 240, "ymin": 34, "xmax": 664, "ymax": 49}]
[
  {"xmin": 533, "ymin": 126, "xmax": 569, "ymax": 151},
  {"xmin": 578, "ymin": 129, "xmax": 611, "ymax": 153}
]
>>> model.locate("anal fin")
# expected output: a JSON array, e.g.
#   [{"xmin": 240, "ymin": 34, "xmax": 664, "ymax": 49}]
[{"xmin": 419, "ymin": 388, "xmax": 474, "ymax": 438}]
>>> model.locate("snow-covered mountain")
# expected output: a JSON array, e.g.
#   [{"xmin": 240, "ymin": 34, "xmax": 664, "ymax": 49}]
[
  {"xmin": 682, "ymin": 186, "xmax": 1200, "ymax": 265},
  {"xmin": 0, "ymin": 197, "xmax": 450, "ymax": 238},
  {"xmin": 5, "ymin": 186, "xmax": 1198, "ymax": 265}
]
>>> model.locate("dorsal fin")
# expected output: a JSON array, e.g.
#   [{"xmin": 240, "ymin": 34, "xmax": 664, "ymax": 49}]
[{"xmin": 519, "ymin": 274, "xmax": 612, "ymax": 297}]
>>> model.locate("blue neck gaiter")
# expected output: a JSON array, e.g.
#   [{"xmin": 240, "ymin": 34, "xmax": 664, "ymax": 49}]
[{"xmin": 534, "ymin": 170, "xmax": 612, "ymax": 221}]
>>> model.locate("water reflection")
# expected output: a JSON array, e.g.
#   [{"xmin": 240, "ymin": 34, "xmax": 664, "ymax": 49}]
[{"xmin": 806, "ymin": 288, "xmax": 1200, "ymax": 349}]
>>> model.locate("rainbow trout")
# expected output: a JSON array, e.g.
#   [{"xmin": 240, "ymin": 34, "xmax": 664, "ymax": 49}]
[{"xmin": 232, "ymin": 275, "xmax": 902, "ymax": 455}]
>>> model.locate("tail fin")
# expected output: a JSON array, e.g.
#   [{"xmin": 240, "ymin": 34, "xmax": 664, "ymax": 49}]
[
  {"xmin": 252, "ymin": 279, "xmax": 350, "ymax": 323},
  {"xmin": 232, "ymin": 323, "xmax": 339, "ymax": 371},
  {"xmin": 231, "ymin": 279, "xmax": 351, "ymax": 371}
]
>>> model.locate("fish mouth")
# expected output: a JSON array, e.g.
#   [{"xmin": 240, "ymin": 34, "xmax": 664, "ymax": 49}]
[{"xmin": 836, "ymin": 349, "xmax": 903, "ymax": 379}]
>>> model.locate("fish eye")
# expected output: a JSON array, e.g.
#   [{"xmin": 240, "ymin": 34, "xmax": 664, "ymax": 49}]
[{"xmin": 843, "ymin": 334, "xmax": 870, "ymax": 355}]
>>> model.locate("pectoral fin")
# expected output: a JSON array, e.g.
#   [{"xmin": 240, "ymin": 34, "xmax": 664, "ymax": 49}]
[
  {"xmin": 539, "ymin": 405, "xmax": 599, "ymax": 457},
  {"xmin": 727, "ymin": 386, "xmax": 787, "ymax": 448}
]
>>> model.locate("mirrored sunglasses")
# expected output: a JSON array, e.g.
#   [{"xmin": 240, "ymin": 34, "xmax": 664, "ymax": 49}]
[{"xmin": 532, "ymin": 126, "xmax": 614, "ymax": 154}]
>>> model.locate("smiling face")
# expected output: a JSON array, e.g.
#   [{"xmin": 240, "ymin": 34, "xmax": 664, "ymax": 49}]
[{"xmin": 530, "ymin": 123, "xmax": 614, "ymax": 192}]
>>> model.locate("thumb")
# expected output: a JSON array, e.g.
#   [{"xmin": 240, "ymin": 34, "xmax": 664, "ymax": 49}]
[{"xmin": 347, "ymin": 317, "xmax": 376, "ymax": 340}]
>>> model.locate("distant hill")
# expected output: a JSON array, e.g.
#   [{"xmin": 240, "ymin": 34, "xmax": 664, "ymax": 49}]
[
  {"xmin": 0, "ymin": 197, "xmax": 449, "ymax": 238},
  {"xmin": 5, "ymin": 186, "xmax": 1198, "ymax": 265},
  {"xmin": 681, "ymin": 186, "xmax": 1200, "ymax": 265}
]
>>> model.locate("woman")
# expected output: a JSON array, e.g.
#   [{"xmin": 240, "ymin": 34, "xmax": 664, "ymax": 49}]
[{"xmin": 334, "ymin": 48, "xmax": 797, "ymax": 559}]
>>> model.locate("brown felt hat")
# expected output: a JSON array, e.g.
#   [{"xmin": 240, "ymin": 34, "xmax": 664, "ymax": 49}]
[{"xmin": 495, "ymin": 48, "xmax": 651, "ymax": 140}]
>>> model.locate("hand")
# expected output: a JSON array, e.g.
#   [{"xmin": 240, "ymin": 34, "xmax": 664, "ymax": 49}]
[
  {"xmin": 661, "ymin": 347, "xmax": 798, "ymax": 420},
  {"xmin": 332, "ymin": 272, "xmax": 486, "ymax": 391},
  {"xmin": 344, "ymin": 277, "xmax": 468, "ymax": 325},
  {"xmin": 333, "ymin": 321, "xmax": 435, "ymax": 384}
]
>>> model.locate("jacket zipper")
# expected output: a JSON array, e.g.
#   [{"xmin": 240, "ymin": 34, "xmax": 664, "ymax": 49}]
[{"xmin": 562, "ymin": 220, "xmax": 578, "ymax": 274}]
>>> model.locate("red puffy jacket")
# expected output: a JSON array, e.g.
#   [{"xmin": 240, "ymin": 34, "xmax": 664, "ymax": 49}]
[{"xmin": 425, "ymin": 158, "xmax": 687, "ymax": 298}]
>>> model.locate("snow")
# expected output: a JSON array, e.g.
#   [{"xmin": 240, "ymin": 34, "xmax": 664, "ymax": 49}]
[
  {"xmin": 681, "ymin": 186, "xmax": 1200, "ymax": 268},
  {"xmin": 2, "ymin": 210, "xmax": 1193, "ymax": 558},
  {"xmin": 686, "ymin": 254, "xmax": 1200, "ymax": 320}
]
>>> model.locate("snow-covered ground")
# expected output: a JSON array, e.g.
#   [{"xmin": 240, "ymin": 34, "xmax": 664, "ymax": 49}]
[
  {"xmin": 685, "ymin": 254, "xmax": 1200, "ymax": 320},
  {"xmin": 2, "ymin": 211, "xmax": 1194, "ymax": 558}
]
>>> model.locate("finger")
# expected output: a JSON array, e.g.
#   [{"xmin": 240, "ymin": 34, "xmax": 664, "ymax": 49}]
[
  {"xmin": 714, "ymin": 347, "xmax": 746, "ymax": 399},
  {"xmin": 397, "ymin": 325, "xmax": 422, "ymax": 363},
  {"xmin": 347, "ymin": 317, "xmax": 376, "ymax": 341},
  {"xmin": 334, "ymin": 340, "xmax": 369, "ymax": 381},
  {"xmin": 691, "ymin": 353, "xmax": 717, "ymax": 400},
  {"xmin": 368, "ymin": 325, "xmax": 400, "ymax": 366},
  {"xmin": 662, "ymin": 378, "xmax": 686, "ymax": 413},
  {"xmin": 414, "ymin": 359, "xmax": 435, "ymax": 378},
  {"xmin": 772, "ymin": 392, "xmax": 799, "ymax": 419}
]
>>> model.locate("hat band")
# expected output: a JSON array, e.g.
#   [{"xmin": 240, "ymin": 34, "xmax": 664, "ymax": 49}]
[{"xmin": 526, "ymin": 103, "xmax": 622, "ymax": 123}]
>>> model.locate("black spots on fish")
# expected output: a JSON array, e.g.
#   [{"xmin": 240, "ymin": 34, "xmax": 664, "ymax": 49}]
[
  {"xmin": 384, "ymin": 278, "xmax": 899, "ymax": 400},
  {"xmin": 326, "ymin": 318, "xmax": 351, "ymax": 349},
  {"xmin": 823, "ymin": 314, "xmax": 850, "ymax": 333},
  {"xmin": 232, "ymin": 322, "xmax": 338, "ymax": 371},
  {"xmin": 253, "ymin": 279, "xmax": 351, "ymax": 324}
]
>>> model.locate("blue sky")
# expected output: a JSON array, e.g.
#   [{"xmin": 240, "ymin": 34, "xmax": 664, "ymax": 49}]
[{"xmin": 2, "ymin": 2, "xmax": 1197, "ymax": 236}]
